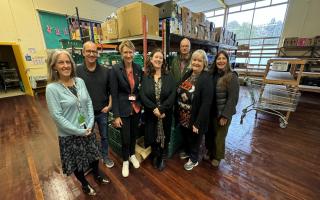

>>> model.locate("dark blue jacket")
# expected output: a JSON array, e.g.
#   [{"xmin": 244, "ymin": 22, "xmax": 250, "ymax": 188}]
[{"xmin": 110, "ymin": 61, "xmax": 142, "ymax": 118}]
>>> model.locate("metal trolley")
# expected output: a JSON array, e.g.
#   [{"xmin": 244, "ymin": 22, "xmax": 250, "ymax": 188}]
[{"xmin": 240, "ymin": 79, "xmax": 301, "ymax": 128}]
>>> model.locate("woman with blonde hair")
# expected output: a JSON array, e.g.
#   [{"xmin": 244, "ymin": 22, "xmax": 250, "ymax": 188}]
[
  {"xmin": 110, "ymin": 40, "xmax": 142, "ymax": 177},
  {"xmin": 46, "ymin": 50, "xmax": 109, "ymax": 196},
  {"xmin": 176, "ymin": 49, "xmax": 213, "ymax": 171}
]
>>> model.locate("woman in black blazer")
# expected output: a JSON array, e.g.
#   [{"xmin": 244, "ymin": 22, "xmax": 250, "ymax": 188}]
[
  {"xmin": 176, "ymin": 49, "xmax": 213, "ymax": 171},
  {"xmin": 110, "ymin": 40, "xmax": 142, "ymax": 177},
  {"xmin": 140, "ymin": 48, "xmax": 176, "ymax": 171}
]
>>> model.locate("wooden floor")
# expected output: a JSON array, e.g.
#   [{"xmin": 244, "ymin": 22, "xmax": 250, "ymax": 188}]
[{"xmin": 0, "ymin": 87, "xmax": 320, "ymax": 200}]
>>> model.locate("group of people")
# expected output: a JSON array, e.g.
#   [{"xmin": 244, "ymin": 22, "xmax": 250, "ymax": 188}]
[{"xmin": 45, "ymin": 38, "xmax": 239, "ymax": 196}]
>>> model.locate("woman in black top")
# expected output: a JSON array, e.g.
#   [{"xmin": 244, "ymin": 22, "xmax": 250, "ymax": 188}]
[
  {"xmin": 110, "ymin": 40, "xmax": 142, "ymax": 177},
  {"xmin": 205, "ymin": 50, "xmax": 239, "ymax": 167},
  {"xmin": 177, "ymin": 49, "xmax": 213, "ymax": 171},
  {"xmin": 140, "ymin": 48, "xmax": 176, "ymax": 171}
]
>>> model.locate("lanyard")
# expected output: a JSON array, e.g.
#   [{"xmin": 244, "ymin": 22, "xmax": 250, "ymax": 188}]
[{"xmin": 61, "ymin": 80, "xmax": 82, "ymax": 112}]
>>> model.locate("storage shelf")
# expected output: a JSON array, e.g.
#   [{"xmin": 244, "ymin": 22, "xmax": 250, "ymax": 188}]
[
  {"xmin": 102, "ymin": 35, "xmax": 162, "ymax": 44},
  {"xmin": 296, "ymin": 72, "xmax": 320, "ymax": 78},
  {"xmin": 299, "ymin": 85, "xmax": 320, "ymax": 93},
  {"xmin": 169, "ymin": 34, "xmax": 220, "ymax": 48}
]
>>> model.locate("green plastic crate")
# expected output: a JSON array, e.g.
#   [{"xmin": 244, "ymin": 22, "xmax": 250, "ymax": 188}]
[
  {"xmin": 109, "ymin": 138, "xmax": 122, "ymax": 158},
  {"xmin": 133, "ymin": 54, "xmax": 144, "ymax": 68},
  {"xmin": 167, "ymin": 123, "xmax": 183, "ymax": 158},
  {"xmin": 99, "ymin": 53, "xmax": 122, "ymax": 66},
  {"xmin": 59, "ymin": 39, "xmax": 83, "ymax": 49},
  {"xmin": 108, "ymin": 124, "xmax": 122, "ymax": 144}
]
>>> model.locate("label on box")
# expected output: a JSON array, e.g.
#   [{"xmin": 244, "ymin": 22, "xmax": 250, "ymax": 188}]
[{"xmin": 272, "ymin": 61, "xmax": 289, "ymax": 71}]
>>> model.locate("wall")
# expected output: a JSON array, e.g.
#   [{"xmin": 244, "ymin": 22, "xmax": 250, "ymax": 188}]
[
  {"xmin": 0, "ymin": 0, "xmax": 116, "ymax": 77},
  {"xmin": 281, "ymin": 0, "xmax": 320, "ymax": 43}
]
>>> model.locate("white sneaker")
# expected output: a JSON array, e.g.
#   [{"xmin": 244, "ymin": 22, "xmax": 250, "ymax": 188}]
[
  {"xmin": 129, "ymin": 155, "xmax": 140, "ymax": 169},
  {"xmin": 122, "ymin": 161, "xmax": 129, "ymax": 177}
]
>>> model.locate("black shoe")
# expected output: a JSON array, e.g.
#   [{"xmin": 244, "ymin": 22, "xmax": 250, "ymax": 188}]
[
  {"xmin": 82, "ymin": 184, "xmax": 96, "ymax": 196},
  {"xmin": 95, "ymin": 175, "xmax": 110, "ymax": 184},
  {"xmin": 157, "ymin": 159, "xmax": 166, "ymax": 171}
]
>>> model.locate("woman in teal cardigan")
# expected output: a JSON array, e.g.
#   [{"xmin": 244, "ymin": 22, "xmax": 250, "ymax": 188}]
[{"xmin": 46, "ymin": 50, "xmax": 109, "ymax": 196}]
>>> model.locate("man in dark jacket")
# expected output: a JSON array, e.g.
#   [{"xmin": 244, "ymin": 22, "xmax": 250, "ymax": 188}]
[
  {"xmin": 77, "ymin": 41, "xmax": 114, "ymax": 168},
  {"xmin": 170, "ymin": 38, "xmax": 192, "ymax": 85}
]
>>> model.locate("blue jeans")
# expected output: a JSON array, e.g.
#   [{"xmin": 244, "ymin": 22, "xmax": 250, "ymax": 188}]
[{"xmin": 95, "ymin": 112, "xmax": 109, "ymax": 160}]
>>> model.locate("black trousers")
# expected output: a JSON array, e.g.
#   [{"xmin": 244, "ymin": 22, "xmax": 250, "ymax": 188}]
[
  {"xmin": 180, "ymin": 126, "xmax": 203, "ymax": 163},
  {"xmin": 120, "ymin": 113, "xmax": 140, "ymax": 161},
  {"xmin": 73, "ymin": 159, "xmax": 100, "ymax": 187}
]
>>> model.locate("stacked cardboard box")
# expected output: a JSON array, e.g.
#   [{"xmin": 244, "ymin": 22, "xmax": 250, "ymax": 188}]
[
  {"xmin": 117, "ymin": 1, "xmax": 159, "ymax": 38},
  {"xmin": 156, "ymin": 1, "xmax": 182, "ymax": 35},
  {"xmin": 213, "ymin": 27, "xmax": 236, "ymax": 45},
  {"xmin": 101, "ymin": 18, "xmax": 118, "ymax": 40},
  {"xmin": 181, "ymin": 7, "xmax": 192, "ymax": 37}
]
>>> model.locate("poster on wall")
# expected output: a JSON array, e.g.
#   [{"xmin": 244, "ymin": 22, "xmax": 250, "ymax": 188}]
[{"xmin": 38, "ymin": 11, "xmax": 70, "ymax": 49}]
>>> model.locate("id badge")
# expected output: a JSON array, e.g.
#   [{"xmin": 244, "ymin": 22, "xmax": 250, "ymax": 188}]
[
  {"xmin": 78, "ymin": 114, "xmax": 86, "ymax": 127},
  {"xmin": 128, "ymin": 94, "xmax": 136, "ymax": 101}
]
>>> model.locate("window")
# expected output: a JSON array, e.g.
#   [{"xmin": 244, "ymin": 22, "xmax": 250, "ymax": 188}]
[
  {"xmin": 229, "ymin": 6, "xmax": 241, "ymax": 13},
  {"xmin": 256, "ymin": 0, "xmax": 271, "ymax": 8},
  {"xmin": 241, "ymin": 3, "xmax": 255, "ymax": 10},
  {"xmin": 251, "ymin": 4, "xmax": 287, "ymax": 38},
  {"xmin": 272, "ymin": 0, "xmax": 288, "ymax": 4},
  {"xmin": 208, "ymin": 16, "xmax": 224, "ymax": 28},
  {"xmin": 227, "ymin": 10, "xmax": 254, "ymax": 39}
]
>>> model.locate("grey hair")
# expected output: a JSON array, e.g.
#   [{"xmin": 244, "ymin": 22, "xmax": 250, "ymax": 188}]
[
  {"xmin": 191, "ymin": 49, "xmax": 208, "ymax": 69},
  {"xmin": 47, "ymin": 50, "xmax": 76, "ymax": 82}
]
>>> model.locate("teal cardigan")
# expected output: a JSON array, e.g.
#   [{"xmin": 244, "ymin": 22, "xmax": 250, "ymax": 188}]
[{"xmin": 46, "ymin": 77, "xmax": 94, "ymax": 137}]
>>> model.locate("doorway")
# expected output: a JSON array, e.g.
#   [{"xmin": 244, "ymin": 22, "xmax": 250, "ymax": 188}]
[{"xmin": 0, "ymin": 43, "xmax": 33, "ymax": 98}]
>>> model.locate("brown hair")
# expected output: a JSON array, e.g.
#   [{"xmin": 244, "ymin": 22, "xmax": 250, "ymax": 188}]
[
  {"xmin": 145, "ymin": 48, "xmax": 168, "ymax": 76},
  {"xmin": 211, "ymin": 50, "xmax": 233, "ymax": 89},
  {"xmin": 47, "ymin": 50, "xmax": 76, "ymax": 82}
]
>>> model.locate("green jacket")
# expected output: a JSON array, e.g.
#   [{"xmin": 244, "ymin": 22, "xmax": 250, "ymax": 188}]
[{"xmin": 170, "ymin": 55, "xmax": 191, "ymax": 85}]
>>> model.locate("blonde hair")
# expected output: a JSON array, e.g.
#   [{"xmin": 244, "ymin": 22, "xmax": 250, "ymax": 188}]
[
  {"xmin": 47, "ymin": 50, "xmax": 76, "ymax": 82},
  {"xmin": 119, "ymin": 40, "xmax": 135, "ymax": 53},
  {"xmin": 191, "ymin": 49, "xmax": 208, "ymax": 70}
]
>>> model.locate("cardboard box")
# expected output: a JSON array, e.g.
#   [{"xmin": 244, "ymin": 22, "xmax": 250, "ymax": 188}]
[
  {"xmin": 314, "ymin": 36, "xmax": 320, "ymax": 46},
  {"xmin": 117, "ymin": 2, "xmax": 159, "ymax": 38},
  {"xmin": 155, "ymin": 0, "xmax": 179, "ymax": 19},
  {"xmin": 183, "ymin": 21, "xmax": 191, "ymax": 37},
  {"xmin": 101, "ymin": 19, "xmax": 118, "ymax": 40},
  {"xmin": 181, "ymin": 6, "xmax": 191, "ymax": 22},
  {"xmin": 169, "ymin": 17, "xmax": 182, "ymax": 35}
]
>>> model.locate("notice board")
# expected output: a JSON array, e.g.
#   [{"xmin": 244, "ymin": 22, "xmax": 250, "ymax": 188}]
[{"xmin": 38, "ymin": 11, "xmax": 70, "ymax": 49}]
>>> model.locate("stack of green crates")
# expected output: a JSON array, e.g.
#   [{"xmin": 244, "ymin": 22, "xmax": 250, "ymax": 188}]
[
  {"xmin": 107, "ymin": 112, "xmax": 122, "ymax": 158},
  {"xmin": 59, "ymin": 39, "xmax": 83, "ymax": 49},
  {"xmin": 133, "ymin": 54, "xmax": 144, "ymax": 68},
  {"xmin": 167, "ymin": 122, "xmax": 183, "ymax": 158},
  {"xmin": 98, "ymin": 53, "xmax": 122, "ymax": 66}
]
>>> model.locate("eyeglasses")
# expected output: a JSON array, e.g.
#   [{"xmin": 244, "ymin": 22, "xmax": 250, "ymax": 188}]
[{"xmin": 85, "ymin": 50, "xmax": 98, "ymax": 55}]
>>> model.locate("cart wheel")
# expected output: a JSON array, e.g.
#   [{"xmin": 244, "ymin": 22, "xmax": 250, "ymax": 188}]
[
  {"xmin": 279, "ymin": 118, "xmax": 287, "ymax": 128},
  {"xmin": 279, "ymin": 122, "xmax": 287, "ymax": 128}
]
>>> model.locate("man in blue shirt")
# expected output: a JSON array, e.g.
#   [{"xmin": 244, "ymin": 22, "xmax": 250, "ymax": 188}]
[{"xmin": 77, "ymin": 41, "xmax": 114, "ymax": 168}]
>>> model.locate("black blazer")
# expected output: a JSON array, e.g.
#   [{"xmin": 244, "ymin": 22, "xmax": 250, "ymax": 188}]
[
  {"xmin": 179, "ymin": 70, "xmax": 213, "ymax": 133},
  {"xmin": 110, "ymin": 61, "xmax": 142, "ymax": 118},
  {"xmin": 140, "ymin": 73, "xmax": 176, "ymax": 145}
]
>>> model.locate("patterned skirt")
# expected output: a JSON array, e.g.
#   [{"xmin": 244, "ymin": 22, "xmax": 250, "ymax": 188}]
[{"xmin": 58, "ymin": 134, "xmax": 101, "ymax": 175}]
